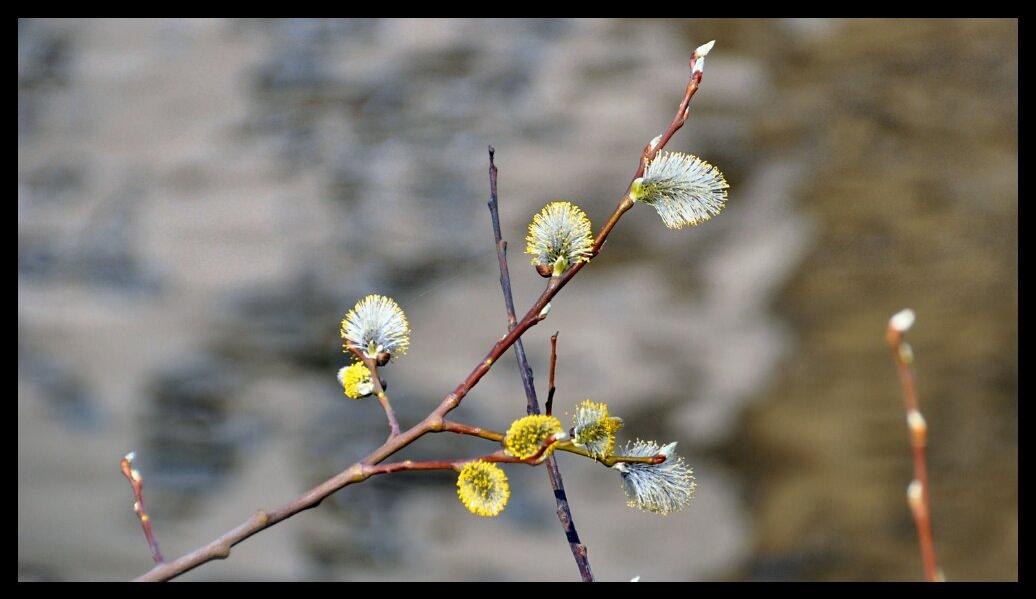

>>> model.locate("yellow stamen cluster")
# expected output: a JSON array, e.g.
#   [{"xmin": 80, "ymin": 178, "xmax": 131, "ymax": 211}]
[
  {"xmin": 456, "ymin": 461, "xmax": 510, "ymax": 517},
  {"xmin": 337, "ymin": 362, "xmax": 373, "ymax": 399},
  {"xmin": 525, "ymin": 201, "xmax": 593, "ymax": 275},
  {"xmin": 572, "ymin": 400, "xmax": 623, "ymax": 458},
  {"xmin": 504, "ymin": 414, "xmax": 563, "ymax": 460}
]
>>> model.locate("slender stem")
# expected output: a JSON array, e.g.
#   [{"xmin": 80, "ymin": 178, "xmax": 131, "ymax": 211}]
[
  {"xmin": 363, "ymin": 435, "xmax": 563, "ymax": 479},
  {"xmin": 439, "ymin": 422, "xmax": 663, "ymax": 467},
  {"xmin": 120, "ymin": 453, "xmax": 164, "ymax": 565},
  {"xmin": 441, "ymin": 420, "xmax": 504, "ymax": 443},
  {"xmin": 556, "ymin": 441, "xmax": 665, "ymax": 467},
  {"xmin": 132, "ymin": 50, "xmax": 710, "ymax": 583},
  {"xmin": 886, "ymin": 315, "xmax": 941, "ymax": 582},
  {"xmin": 486, "ymin": 146, "xmax": 594, "ymax": 581},
  {"xmin": 546, "ymin": 332, "xmax": 559, "ymax": 416},
  {"xmin": 348, "ymin": 347, "xmax": 400, "ymax": 440}
]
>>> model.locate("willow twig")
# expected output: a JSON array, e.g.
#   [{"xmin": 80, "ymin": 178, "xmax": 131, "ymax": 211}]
[
  {"xmin": 486, "ymin": 146, "xmax": 594, "ymax": 582},
  {"xmin": 886, "ymin": 309, "xmax": 942, "ymax": 582},
  {"xmin": 546, "ymin": 332, "xmax": 559, "ymax": 416},
  {"xmin": 438, "ymin": 421, "xmax": 663, "ymax": 468},
  {"xmin": 363, "ymin": 434, "xmax": 564, "ymax": 479},
  {"xmin": 347, "ymin": 347, "xmax": 400, "ymax": 440},
  {"xmin": 120, "ymin": 452, "xmax": 164, "ymax": 565},
  {"xmin": 132, "ymin": 47, "xmax": 712, "ymax": 582}
]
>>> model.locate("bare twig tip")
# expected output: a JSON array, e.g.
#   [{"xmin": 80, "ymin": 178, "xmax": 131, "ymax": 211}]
[
  {"xmin": 890, "ymin": 309, "xmax": 916, "ymax": 333},
  {"xmin": 693, "ymin": 40, "xmax": 716, "ymax": 58},
  {"xmin": 692, "ymin": 40, "xmax": 716, "ymax": 74}
]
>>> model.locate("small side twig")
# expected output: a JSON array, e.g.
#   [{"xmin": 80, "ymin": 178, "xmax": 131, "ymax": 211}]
[
  {"xmin": 886, "ymin": 309, "xmax": 942, "ymax": 582},
  {"xmin": 120, "ymin": 452, "xmax": 164, "ymax": 565},
  {"xmin": 439, "ymin": 420, "xmax": 665, "ymax": 467},
  {"xmin": 363, "ymin": 433, "xmax": 564, "ymax": 479},
  {"xmin": 348, "ymin": 347, "xmax": 401, "ymax": 440},
  {"xmin": 486, "ymin": 147, "xmax": 594, "ymax": 582},
  {"xmin": 546, "ymin": 332, "xmax": 559, "ymax": 416}
]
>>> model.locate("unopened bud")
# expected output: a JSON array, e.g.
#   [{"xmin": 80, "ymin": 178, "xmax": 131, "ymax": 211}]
[
  {"xmin": 907, "ymin": 480, "xmax": 923, "ymax": 510},
  {"xmin": 535, "ymin": 263, "xmax": 554, "ymax": 278},
  {"xmin": 692, "ymin": 40, "xmax": 716, "ymax": 74},
  {"xmin": 538, "ymin": 303, "xmax": 552, "ymax": 320},
  {"xmin": 907, "ymin": 410, "xmax": 927, "ymax": 446},
  {"xmin": 889, "ymin": 309, "xmax": 916, "ymax": 333}
]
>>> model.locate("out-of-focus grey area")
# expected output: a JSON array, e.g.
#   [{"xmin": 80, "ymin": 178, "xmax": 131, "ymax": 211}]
[{"xmin": 18, "ymin": 18, "xmax": 1017, "ymax": 581}]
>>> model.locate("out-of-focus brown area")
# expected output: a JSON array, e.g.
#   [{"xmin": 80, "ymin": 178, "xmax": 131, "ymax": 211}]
[
  {"xmin": 18, "ymin": 18, "xmax": 1016, "ymax": 581},
  {"xmin": 727, "ymin": 19, "xmax": 1018, "ymax": 581}
]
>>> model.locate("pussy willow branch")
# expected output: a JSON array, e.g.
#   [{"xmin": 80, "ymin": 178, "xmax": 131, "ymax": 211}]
[
  {"xmin": 120, "ymin": 453, "xmax": 164, "ymax": 564},
  {"xmin": 486, "ymin": 146, "xmax": 593, "ymax": 582},
  {"xmin": 133, "ymin": 50, "xmax": 708, "ymax": 582},
  {"xmin": 886, "ymin": 315, "xmax": 942, "ymax": 582}
]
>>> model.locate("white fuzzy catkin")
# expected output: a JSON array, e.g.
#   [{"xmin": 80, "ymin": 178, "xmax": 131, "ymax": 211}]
[
  {"xmin": 631, "ymin": 151, "xmax": 728, "ymax": 229},
  {"xmin": 613, "ymin": 440, "xmax": 696, "ymax": 515}
]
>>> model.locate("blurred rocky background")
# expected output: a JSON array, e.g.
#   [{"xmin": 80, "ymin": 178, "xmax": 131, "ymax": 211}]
[{"xmin": 18, "ymin": 18, "xmax": 1017, "ymax": 581}]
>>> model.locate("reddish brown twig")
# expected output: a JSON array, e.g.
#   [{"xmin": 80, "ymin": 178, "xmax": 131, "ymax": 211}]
[
  {"xmin": 132, "ymin": 47, "xmax": 713, "ymax": 582},
  {"xmin": 439, "ymin": 420, "xmax": 664, "ymax": 467},
  {"xmin": 120, "ymin": 452, "xmax": 164, "ymax": 565},
  {"xmin": 348, "ymin": 347, "xmax": 400, "ymax": 440},
  {"xmin": 363, "ymin": 434, "xmax": 564, "ymax": 479},
  {"xmin": 546, "ymin": 332, "xmax": 559, "ymax": 417},
  {"xmin": 886, "ymin": 309, "xmax": 942, "ymax": 582},
  {"xmin": 486, "ymin": 146, "xmax": 594, "ymax": 581}
]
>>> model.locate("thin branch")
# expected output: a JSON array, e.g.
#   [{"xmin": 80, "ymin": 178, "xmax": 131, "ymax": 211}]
[
  {"xmin": 557, "ymin": 442, "xmax": 665, "ymax": 468},
  {"xmin": 486, "ymin": 147, "xmax": 594, "ymax": 582},
  {"xmin": 133, "ymin": 48, "xmax": 712, "ymax": 582},
  {"xmin": 363, "ymin": 434, "xmax": 564, "ymax": 479},
  {"xmin": 546, "ymin": 332, "xmax": 559, "ymax": 416},
  {"xmin": 886, "ymin": 309, "xmax": 942, "ymax": 582},
  {"xmin": 486, "ymin": 146, "xmax": 538, "ymax": 413},
  {"xmin": 120, "ymin": 452, "xmax": 164, "ymax": 565},
  {"xmin": 439, "ymin": 421, "xmax": 665, "ymax": 467},
  {"xmin": 348, "ymin": 347, "xmax": 400, "ymax": 440},
  {"xmin": 441, "ymin": 420, "xmax": 505, "ymax": 443}
]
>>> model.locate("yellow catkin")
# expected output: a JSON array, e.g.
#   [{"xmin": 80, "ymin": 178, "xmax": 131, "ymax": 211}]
[
  {"xmin": 504, "ymin": 415, "xmax": 563, "ymax": 460},
  {"xmin": 572, "ymin": 399, "xmax": 622, "ymax": 458},
  {"xmin": 339, "ymin": 362, "xmax": 373, "ymax": 399},
  {"xmin": 456, "ymin": 461, "xmax": 510, "ymax": 517}
]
